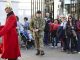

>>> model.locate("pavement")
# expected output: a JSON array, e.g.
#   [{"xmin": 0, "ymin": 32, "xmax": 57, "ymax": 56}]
[
  {"xmin": 13, "ymin": 46, "xmax": 80, "ymax": 60},
  {"xmin": 0, "ymin": 38, "xmax": 80, "ymax": 60}
]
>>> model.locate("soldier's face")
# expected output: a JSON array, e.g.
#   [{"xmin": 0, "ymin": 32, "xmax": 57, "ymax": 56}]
[{"xmin": 36, "ymin": 14, "xmax": 41, "ymax": 17}]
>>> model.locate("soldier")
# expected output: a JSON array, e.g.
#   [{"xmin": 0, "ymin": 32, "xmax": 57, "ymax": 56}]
[{"xmin": 30, "ymin": 11, "xmax": 45, "ymax": 55}]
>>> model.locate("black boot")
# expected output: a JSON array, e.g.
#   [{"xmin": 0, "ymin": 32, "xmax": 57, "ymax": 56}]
[
  {"xmin": 36, "ymin": 49, "xmax": 40, "ymax": 55},
  {"xmin": 40, "ymin": 51, "xmax": 45, "ymax": 55}
]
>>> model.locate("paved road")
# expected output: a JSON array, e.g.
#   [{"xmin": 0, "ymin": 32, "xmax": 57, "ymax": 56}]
[
  {"xmin": 19, "ymin": 46, "xmax": 80, "ymax": 60},
  {"xmin": 0, "ymin": 46, "xmax": 80, "ymax": 60},
  {"xmin": 0, "ymin": 37, "xmax": 80, "ymax": 60}
]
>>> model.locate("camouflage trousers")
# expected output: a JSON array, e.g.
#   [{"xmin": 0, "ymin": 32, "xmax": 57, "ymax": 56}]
[{"xmin": 34, "ymin": 36, "xmax": 44, "ymax": 50}]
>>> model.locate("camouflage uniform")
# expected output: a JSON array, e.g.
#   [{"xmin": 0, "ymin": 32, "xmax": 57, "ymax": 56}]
[{"xmin": 30, "ymin": 17, "xmax": 45, "ymax": 51}]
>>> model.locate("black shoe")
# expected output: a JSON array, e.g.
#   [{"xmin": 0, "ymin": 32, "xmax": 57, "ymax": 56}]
[
  {"xmin": 67, "ymin": 51, "xmax": 71, "ymax": 54},
  {"xmin": 67, "ymin": 52, "xmax": 71, "ymax": 54},
  {"xmin": 40, "ymin": 51, "xmax": 45, "ymax": 55},
  {"xmin": 36, "ymin": 49, "xmax": 40, "ymax": 55},
  {"xmin": 71, "ymin": 52, "xmax": 75, "ymax": 54},
  {"xmin": 67, "ymin": 51, "xmax": 75, "ymax": 54},
  {"xmin": 71, "ymin": 51, "xmax": 78, "ymax": 54}
]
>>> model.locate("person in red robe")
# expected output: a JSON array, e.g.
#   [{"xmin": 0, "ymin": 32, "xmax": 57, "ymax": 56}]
[{"xmin": 0, "ymin": 7, "xmax": 21, "ymax": 60}]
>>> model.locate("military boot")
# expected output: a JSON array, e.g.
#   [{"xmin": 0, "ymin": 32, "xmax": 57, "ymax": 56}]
[
  {"xmin": 36, "ymin": 49, "xmax": 40, "ymax": 55},
  {"xmin": 40, "ymin": 50, "xmax": 45, "ymax": 55}
]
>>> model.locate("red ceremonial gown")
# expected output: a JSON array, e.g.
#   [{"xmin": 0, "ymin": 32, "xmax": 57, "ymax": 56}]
[{"xmin": 0, "ymin": 11, "xmax": 21, "ymax": 59}]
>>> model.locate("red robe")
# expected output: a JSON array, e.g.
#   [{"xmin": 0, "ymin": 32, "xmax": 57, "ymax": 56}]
[
  {"xmin": 0, "ymin": 14, "xmax": 21, "ymax": 59},
  {"xmin": 0, "ymin": 43, "xmax": 2, "ymax": 54}
]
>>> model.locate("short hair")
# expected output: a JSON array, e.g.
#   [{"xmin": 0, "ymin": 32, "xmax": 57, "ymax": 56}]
[
  {"xmin": 24, "ymin": 17, "xmax": 28, "ymax": 21},
  {"xmin": 36, "ymin": 10, "xmax": 42, "ymax": 14},
  {"xmin": 16, "ymin": 16, "xmax": 19, "ymax": 21}
]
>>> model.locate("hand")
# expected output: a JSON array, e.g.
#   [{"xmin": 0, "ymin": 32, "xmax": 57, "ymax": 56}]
[
  {"xmin": 35, "ymin": 29, "xmax": 39, "ymax": 31},
  {"xmin": 33, "ymin": 29, "xmax": 39, "ymax": 32},
  {"xmin": 29, "ymin": 40, "xmax": 31, "ymax": 42}
]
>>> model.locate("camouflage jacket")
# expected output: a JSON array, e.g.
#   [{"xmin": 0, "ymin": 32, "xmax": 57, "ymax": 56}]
[{"xmin": 30, "ymin": 17, "xmax": 45, "ymax": 37}]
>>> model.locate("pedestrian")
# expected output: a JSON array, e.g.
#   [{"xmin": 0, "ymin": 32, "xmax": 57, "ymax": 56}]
[
  {"xmin": 50, "ymin": 19, "xmax": 60, "ymax": 48},
  {"xmin": 16, "ymin": 16, "xmax": 24, "ymax": 35},
  {"xmin": 30, "ymin": 10, "xmax": 45, "ymax": 55},
  {"xmin": 44, "ymin": 13, "xmax": 51, "ymax": 45},
  {"xmin": 57, "ymin": 16, "xmax": 67, "ymax": 51},
  {"xmin": 23, "ymin": 17, "xmax": 30, "ymax": 30},
  {"xmin": 66, "ymin": 16, "xmax": 78, "ymax": 54},
  {"xmin": 76, "ymin": 16, "xmax": 80, "ymax": 54},
  {"xmin": 0, "ymin": 4, "xmax": 21, "ymax": 60}
]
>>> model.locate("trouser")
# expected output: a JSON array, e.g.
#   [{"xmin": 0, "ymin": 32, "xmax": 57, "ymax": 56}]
[
  {"xmin": 63, "ymin": 37, "xmax": 67, "ymax": 51},
  {"xmin": 51, "ymin": 37, "xmax": 58, "ymax": 46},
  {"xmin": 51, "ymin": 30, "xmax": 59, "ymax": 46},
  {"xmin": 44, "ymin": 32, "xmax": 50, "ymax": 45},
  {"xmin": 77, "ymin": 32, "xmax": 80, "ymax": 52},
  {"xmin": 67, "ymin": 36, "xmax": 78, "ymax": 52},
  {"xmin": 35, "ymin": 36, "xmax": 44, "ymax": 50},
  {"xmin": 58, "ymin": 30, "xmax": 65, "ymax": 48}
]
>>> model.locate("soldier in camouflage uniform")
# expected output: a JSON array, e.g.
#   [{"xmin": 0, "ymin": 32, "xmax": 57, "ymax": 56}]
[{"xmin": 30, "ymin": 11, "xmax": 45, "ymax": 55}]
